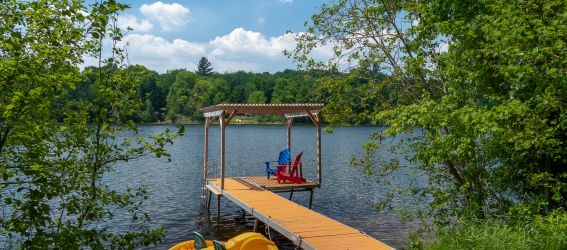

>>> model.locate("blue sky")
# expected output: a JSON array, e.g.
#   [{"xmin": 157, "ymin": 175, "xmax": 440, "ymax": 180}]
[{"xmin": 103, "ymin": 0, "xmax": 331, "ymax": 73}]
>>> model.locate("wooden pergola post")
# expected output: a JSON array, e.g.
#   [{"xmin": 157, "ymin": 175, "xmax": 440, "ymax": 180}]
[
  {"xmin": 285, "ymin": 117, "xmax": 293, "ymax": 173},
  {"xmin": 203, "ymin": 117, "xmax": 212, "ymax": 180},
  {"xmin": 280, "ymin": 115, "xmax": 293, "ymax": 151},
  {"xmin": 219, "ymin": 110, "xmax": 237, "ymax": 191},
  {"xmin": 286, "ymin": 118, "xmax": 293, "ymax": 150},
  {"xmin": 201, "ymin": 104, "xmax": 324, "ymax": 188},
  {"xmin": 220, "ymin": 111, "xmax": 226, "ymax": 190},
  {"xmin": 316, "ymin": 112, "xmax": 322, "ymax": 186},
  {"xmin": 306, "ymin": 111, "xmax": 322, "ymax": 186}
]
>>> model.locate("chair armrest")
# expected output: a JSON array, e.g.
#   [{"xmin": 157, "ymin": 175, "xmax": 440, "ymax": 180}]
[
  {"xmin": 265, "ymin": 161, "xmax": 280, "ymax": 167},
  {"xmin": 276, "ymin": 164, "xmax": 287, "ymax": 172}
]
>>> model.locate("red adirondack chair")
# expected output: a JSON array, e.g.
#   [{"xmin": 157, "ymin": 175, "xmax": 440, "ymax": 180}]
[{"xmin": 274, "ymin": 151, "xmax": 306, "ymax": 184}]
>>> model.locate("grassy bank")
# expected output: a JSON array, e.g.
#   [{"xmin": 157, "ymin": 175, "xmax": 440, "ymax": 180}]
[{"xmin": 417, "ymin": 211, "xmax": 567, "ymax": 250}]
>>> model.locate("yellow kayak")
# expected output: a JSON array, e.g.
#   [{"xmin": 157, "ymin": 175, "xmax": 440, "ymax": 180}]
[
  {"xmin": 170, "ymin": 232, "xmax": 277, "ymax": 250},
  {"xmin": 169, "ymin": 239, "xmax": 213, "ymax": 250},
  {"xmin": 220, "ymin": 232, "xmax": 277, "ymax": 250}
]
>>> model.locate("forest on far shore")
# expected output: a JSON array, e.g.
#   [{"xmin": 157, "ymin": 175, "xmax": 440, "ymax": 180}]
[{"xmin": 77, "ymin": 63, "xmax": 341, "ymax": 124}]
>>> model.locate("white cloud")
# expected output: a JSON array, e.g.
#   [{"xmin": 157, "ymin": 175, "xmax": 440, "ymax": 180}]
[
  {"xmin": 84, "ymin": 28, "xmax": 334, "ymax": 73},
  {"xmin": 117, "ymin": 14, "xmax": 153, "ymax": 33},
  {"xmin": 257, "ymin": 16, "xmax": 266, "ymax": 24},
  {"xmin": 140, "ymin": 2, "xmax": 190, "ymax": 32},
  {"xmin": 279, "ymin": 0, "xmax": 293, "ymax": 3},
  {"xmin": 118, "ymin": 34, "xmax": 205, "ymax": 72},
  {"xmin": 210, "ymin": 28, "xmax": 297, "ymax": 58}
]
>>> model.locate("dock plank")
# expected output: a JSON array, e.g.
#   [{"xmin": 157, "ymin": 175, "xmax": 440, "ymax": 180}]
[{"xmin": 207, "ymin": 178, "xmax": 394, "ymax": 250}]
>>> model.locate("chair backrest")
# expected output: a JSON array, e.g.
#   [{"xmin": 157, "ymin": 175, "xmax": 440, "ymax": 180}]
[
  {"xmin": 193, "ymin": 232, "xmax": 207, "ymax": 250},
  {"xmin": 290, "ymin": 152, "xmax": 303, "ymax": 170},
  {"xmin": 278, "ymin": 149, "xmax": 291, "ymax": 165}
]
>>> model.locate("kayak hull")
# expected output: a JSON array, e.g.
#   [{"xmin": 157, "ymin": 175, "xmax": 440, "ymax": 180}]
[
  {"xmin": 169, "ymin": 240, "xmax": 213, "ymax": 250},
  {"xmin": 169, "ymin": 232, "xmax": 278, "ymax": 250}
]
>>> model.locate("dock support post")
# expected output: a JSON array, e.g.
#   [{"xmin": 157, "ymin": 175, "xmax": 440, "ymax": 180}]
[
  {"xmin": 216, "ymin": 195, "xmax": 221, "ymax": 222},
  {"xmin": 253, "ymin": 219, "xmax": 259, "ymax": 232},
  {"xmin": 207, "ymin": 191, "xmax": 212, "ymax": 211},
  {"xmin": 240, "ymin": 208, "xmax": 246, "ymax": 219},
  {"xmin": 309, "ymin": 189, "xmax": 314, "ymax": 209},
  {"xmin": 289, "ymin": 189, "xmax": 294, "ymax": 200}
]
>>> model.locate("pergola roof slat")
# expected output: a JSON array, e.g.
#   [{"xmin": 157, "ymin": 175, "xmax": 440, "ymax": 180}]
[{"xmin": 200, "ymin": 103, "xmax": 324, "ymax": 117}]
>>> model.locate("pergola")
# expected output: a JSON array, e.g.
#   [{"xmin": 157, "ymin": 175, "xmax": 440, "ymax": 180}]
[{"xmin": 200, "ymin": 103, "xmax": 324, "ymax": 191}]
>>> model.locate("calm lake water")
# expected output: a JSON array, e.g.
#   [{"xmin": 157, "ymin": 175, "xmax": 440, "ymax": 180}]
[{"xmin": 106, "ymin": 125, "xmax": 416, "ymax": 249}]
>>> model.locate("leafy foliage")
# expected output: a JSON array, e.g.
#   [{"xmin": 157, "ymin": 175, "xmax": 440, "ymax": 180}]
[
  {"xmin": 89, "ymin": 67, "xmax": 333, "ymax": 123},
  {"xmin": 0, "ymin": 0, "xmax": 178, "ymax": 248},
  {"xmin": 288, "ymin": 0, "xmax": 567, "ymax": 240},
  {"xmin": 248, "ymin": 90, "xmax": 267, "ymax": 104}
]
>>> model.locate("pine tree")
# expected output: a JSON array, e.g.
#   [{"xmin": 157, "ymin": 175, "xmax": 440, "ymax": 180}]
[{"xmin": 197, "ymin": 57, "xmax": 213, "ymax": 76}]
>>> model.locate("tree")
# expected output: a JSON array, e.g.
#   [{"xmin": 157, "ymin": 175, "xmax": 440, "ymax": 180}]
[
  {"xmin": 197, "ymin": 57, "xmax": 213, "ymax": 76},
  {"xmin": 248, "ymin": 90, "xmax": 267, "ymax": 104},
  {"xmin": 166, "ymin": 70, "xmax": 197, "ymax": 120},
  {"xmin": 0, "ymin": 1, "xmax": 177, "ymax": 248},
  {"xmin": 141, "ymin": 98, "xmax": 156, "ymax": 122},
  {"xmin": 186, "ymin": 78, "xmax": 213, "ymax": 120},
  {"xmin": 210, "ymin": 78, "xmax": 231, "ymax": 104},
  {"xmin": 289, "ymin": 0, "xmax": 566, "ymax": 230},
  {"xmin": 155, "ymin": 69, "xmax": 183, "ymax": 111},
  {"xmin": 127, "ymin": 65, "xmax": 159, "ymax": 108}
]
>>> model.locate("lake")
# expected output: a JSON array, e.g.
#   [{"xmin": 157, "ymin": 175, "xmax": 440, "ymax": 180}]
[{"xmin": 106, "ymin": 125, "xmax": 416, "ymax": 249}]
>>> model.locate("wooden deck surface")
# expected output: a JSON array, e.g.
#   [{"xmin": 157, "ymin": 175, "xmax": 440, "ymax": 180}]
[
  {"xmin": 239, "ymin": 176, "xmax": 319, "ymax": 190},
  {"xmin": 208, "ymin": 178, "xmax": 394, "ymax": 250}
]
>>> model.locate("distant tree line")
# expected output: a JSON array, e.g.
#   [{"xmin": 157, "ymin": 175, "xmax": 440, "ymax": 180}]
[{"xmin": 74, "ymin": 65, "xmax": 343, "ymax": 123}]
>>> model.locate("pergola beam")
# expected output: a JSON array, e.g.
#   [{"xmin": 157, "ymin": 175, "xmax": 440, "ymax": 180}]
[
  {"xmin": 225, "ymin": 110, "xmax": 238, "ymax": 125},
  {"xmin": 284, "ymin": 112, "xmax": 319, "ymax": 119},
  {"xmin": 203, "ymin": 110, "xmax": 223, "ymax": 118}
]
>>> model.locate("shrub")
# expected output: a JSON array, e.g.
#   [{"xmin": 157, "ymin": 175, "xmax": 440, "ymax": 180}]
[{"xmin": 420, "ymin": 211, "xmax": 567, "ymax": 250}]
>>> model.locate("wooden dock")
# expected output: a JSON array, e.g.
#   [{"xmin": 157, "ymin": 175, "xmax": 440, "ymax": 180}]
[
  {"xmin": 239, "ymin": 176, "xmax": 319, "ymax": 190},
  {"xmin": 207, "ymin": 177, "xmax": 394, "ymax": 250}
]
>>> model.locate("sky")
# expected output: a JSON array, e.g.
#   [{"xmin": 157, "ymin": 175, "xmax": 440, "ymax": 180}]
[{"xmin": 94, "ymin": 0, "xmax": 331, "ymax": 73}]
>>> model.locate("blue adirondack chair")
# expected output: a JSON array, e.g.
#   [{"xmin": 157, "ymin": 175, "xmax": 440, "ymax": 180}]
[{"xmin": 265, "ymin": 149, "xmax": 291, "ymax": 179}]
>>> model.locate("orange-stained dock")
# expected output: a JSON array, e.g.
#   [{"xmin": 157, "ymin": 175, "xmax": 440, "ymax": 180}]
[{"xmin": 206, "ymin": 178, "xmax": 394, "ymax": 250}]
